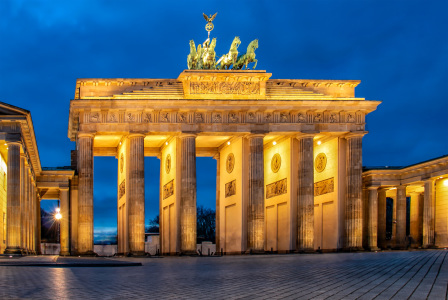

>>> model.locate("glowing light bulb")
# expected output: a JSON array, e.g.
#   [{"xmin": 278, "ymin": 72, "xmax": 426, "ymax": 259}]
[
  {"xmin": 317, "ymin": 141, "xmax": 322, "ymax": 145},
  {"xmin": 444, "ymin": 180, "xmax": 448, "ymax": 187},
  {"xmin": 273, "ymin": 141, "xmax": 277, "ymax": 145},
  {"xmin": 227, "ymin": 141, "xmax": 230, "ymax": 145},
  {"xmin": 55, "ymin": 212, "xmax": 62, "ymax": 220},
  {"xmin": 165, "ymin": 141, "xmax": 168, "ymax": 145}
]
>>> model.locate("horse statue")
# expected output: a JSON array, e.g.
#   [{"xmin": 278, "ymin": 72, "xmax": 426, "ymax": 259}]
[
  {"xmin": 187, "ymin": 40, "xmax": 203, "ymax": 70},
  {"xmin": 201, "ymin": 38, "xmax": 217, "ymax": 70},
  {"xmin": 233, "ymin": 39, "xmax": 258, "ymax": 70},
  {"xmin": 216, "ymin": 36, "xmax": 241, "ymax": 70}
]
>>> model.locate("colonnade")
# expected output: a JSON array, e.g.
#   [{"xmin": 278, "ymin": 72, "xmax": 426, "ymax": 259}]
[
  {"xmin": 5, "ymin": 141, "xmax": 40, "ymax": 255},
  {"xmin": 364, "ymin": 179, "xmax": 436, "ymax": 250},
  {"xmin": 74, "ymin": 131, "xmax": 365, "ymax": 255}
]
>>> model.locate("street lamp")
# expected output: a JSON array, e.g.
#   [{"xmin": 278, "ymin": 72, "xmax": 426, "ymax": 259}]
[{"xmin": 55, "ymin": 207, "xmax": 62, "ymax": 220}]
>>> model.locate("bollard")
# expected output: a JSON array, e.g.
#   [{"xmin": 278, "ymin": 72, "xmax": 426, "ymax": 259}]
[
  {"xmin": 208, "ymin": 248, "xmax": 210, "ymax": 256},
  {"xmin": 221, "ymin": 248, "xmax": 223, "ymax": 256}
]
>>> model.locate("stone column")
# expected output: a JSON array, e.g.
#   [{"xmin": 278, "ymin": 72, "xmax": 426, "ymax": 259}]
[
  {"xmin": 26, "ymin": 166, "xmax": 31, "ymax": 253},
  {"xmin": 409, "ymin": 192, "xmax": 420, "ymax": 247},
  {"xmin": 59, "ymin": 188, "xmax": 70, "ymax": 255},
  {"xmin": 345, "ymin": 134, "xmax": 363, "ymax": 250},
  {"xmin": 395, "ymin": 185, "xmax": 407, "ymax": 249},
  {"xmin": 377, "ymin": 188, "xmax": 387, "ymax": 249},
  {"xmin": 128, "ymin": 134, "xmax": 145, "ymax": 255},
  {"xmin": 297, "ymin": 135, "xmax": 314, "ymax": 252},
  {"xmin": 423, "ymin": 179, "xmax": 435, "ymax": 248},
  {"xmin": 179, "ymin": 134, "xmax": 197, "ymax": 254},
  {"xmin": 367, "ymin": 187, "xmax": 379, "ymax": 250},
  {"xmin": 77, "ymin": 133, "xmax": 94, "ymax": 254},
  {"xmin": 247, "ymin": 134, "xmax": 264, "ymax": 253},
  {"xmin": 213, "ymin": 153, "xmax": 220, "ymax": 253},
  {"xmin": 5, "ymin": 142, "xmax": 22, "ymax": 254},
  {"xmin": 19, "ymin": 155, "xmax": 25, "ymax": 251},
  {"xmin": 36, "ymin": 189, "xmax": 41, "ymax": 254}
]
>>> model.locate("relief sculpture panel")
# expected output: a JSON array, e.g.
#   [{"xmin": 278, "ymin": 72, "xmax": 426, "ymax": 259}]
[
  {"xmin": 163, "ymin": 179, "xmax": 174, "ymax": 200},
  {"xmin": 225, "ymin": 180, "xmax": 236, "ymax": 198},
  {"xmin": 266, "ymin": 178, "xmax": 287, "ymax": 199},
  {"xmin": 118, "ymin": 179, "xmax": 126, "ymax": 199},
  {"xmin": 190, "ymin": 81, "xmax": 260, "ymax": 95},
  {"xmin": 314, "ymin": 177, "xmax": 334, "ymax": 196}
]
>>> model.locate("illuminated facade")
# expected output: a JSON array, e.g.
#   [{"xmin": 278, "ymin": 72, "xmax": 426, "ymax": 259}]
[{"xmin": 1, "ymin": 70, "xmax": 446, "ymax": 256}]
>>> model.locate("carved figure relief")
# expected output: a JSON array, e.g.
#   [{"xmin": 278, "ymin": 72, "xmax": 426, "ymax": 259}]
[
  {"xmin": 126, "ymin": 113, "xmax": 135, "ymax": 122},
  {"xmin": 225, "ymin": 180, "xmax": 236, "ymax": 198},
  {"xmin": 329, "ymin": 113, "xmax": 337, "ymax": 123},
  {"xmin": 226, "ymin": 153, "xmax": 235, "ymax": 174},
  {"xmin": 118, "ymin": 180, "xmax": 126, "ymax": 199},
  {"xmin": 90, "ymin": 113, "xmax": 100, "ymax": 123},
  {"xmin": 347, "ymin": 113, "xmax": 355, "ymax": 123},
  {"xmin": 265, "ymin": 113, "xmax": 272, "ymax": 122},
  {"xmin": 271, "ymin": 153, "xmax": 281, "ymax": 173},
  {"xmin": 297, "ymin": 113, "xmax": 306, "ymax": 123},
  {"xmin": 266, "ymin": 178, "xmax": 287, "ymax": 199},
  {"xmin": 195, "ymin": 112, "xmax": 204, "ymax": 123},
  {"xmin": 160, "ymin": 112, "xmax": 169, "ymax": 122},
  {"xmin": 314, "ymin": 177, "xmax": 334, "ymax": 196},
  {"xmin": 247, "ymin": 112, "xmax": 256, "ymax": 122},
  {"xmin": 109, "ymin": 113, "xmax": 117, "ymax": 122},
  {"xmin": 314, "ymin": 113, "xmax": 322, "ymax": 122},
  {"xmin": 165, "ymin": 154, "xmax": 171, "ymax": 174},
  {"xmin": 143, "ymin": 113, "xmax": 152, "ymax": 123},
  {"xmin": 229, "ymin": 113, "xmax": 238, "ymax": 123},
  {"xmin": 120, "ymin": 153, "xmax": 124, "ymax": 174},
  {"xmin": 163, "ymin": 180, "xmax": 174, "ymax": 200},
  {"xmin": 178, "ymin": 113, "xmax": 187, "ymax": 123},
  {"xmin": 280, "ymin": 113, "xmax": 288, "ymax": 123},
  {"xmin": 315, "ymin": 153, "xmax": 327, "ymax": 173},
  {"xmin": 213, "ymin": 113, "xmax": 222, "ymax": 123},
  {"xmin": 189, "ymin": 81, "xmax": 260, "ymax": 95}
]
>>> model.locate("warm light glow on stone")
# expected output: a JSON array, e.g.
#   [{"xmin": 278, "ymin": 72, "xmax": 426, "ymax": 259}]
[
  {"xmin": 317, "ymin": 141, "xmax": 322, "ymax": 145},
  {"xmin": 273, "ymin": 141, "xmax": 276, "ymax": 145},
  {"xmin": 444, "ymin": 179, "xmax": 448, "ymax": 187},
  {"xmin": 227, "ymin": 141, "xmax": 230, "ymax": 145}
]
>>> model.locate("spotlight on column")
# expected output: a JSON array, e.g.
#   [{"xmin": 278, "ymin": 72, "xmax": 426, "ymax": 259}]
[
  {"xmin": 317, "ymin": 140, "xmax": 322, "ymax": 145},
  {"xmin": 273, "ymin": 141, "xmax": 277, "ymax": 145}
]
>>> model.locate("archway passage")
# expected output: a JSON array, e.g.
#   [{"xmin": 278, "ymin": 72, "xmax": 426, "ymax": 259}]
[{"xmin": 40, "ymin": 200, "xmax": 60, "ymax": 254}]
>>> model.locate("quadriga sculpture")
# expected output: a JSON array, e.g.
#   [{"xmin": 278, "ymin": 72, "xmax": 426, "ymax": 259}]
[
  {"xmin": 233, "ymin": 39, "xmax": 258, "ymax": 70},
  {"xmin": 216, "ymin": 36, "xmax": 241, "ymax": 70}
]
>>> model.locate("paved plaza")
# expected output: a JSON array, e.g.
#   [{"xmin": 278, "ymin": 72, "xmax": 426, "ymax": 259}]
[{"xmin": 0, "ymin": 250, "xmax": 446, "ymax": 299}]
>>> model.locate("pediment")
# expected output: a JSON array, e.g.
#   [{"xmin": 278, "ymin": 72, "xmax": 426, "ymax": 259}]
[{"xmin": 0, "ymin": 101, "xmax": 28, "ymax": 116}]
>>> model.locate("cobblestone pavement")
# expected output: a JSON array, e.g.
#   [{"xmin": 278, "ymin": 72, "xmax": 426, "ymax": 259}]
[{"xmin": 0, "ymin": 250, "xmax": 446, "ymax": 299}]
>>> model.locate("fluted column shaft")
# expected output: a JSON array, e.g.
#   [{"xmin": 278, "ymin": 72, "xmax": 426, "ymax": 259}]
[
  {"xmin": 5, "ymin": 142, "xmax": 22, "ymax": 254},
  {"xmin": 247, "ymin": 135, "xmax": 264, "ymax": 252},
  {"xmin": 180, "ymin": 134, "xmax": 197, "ymax": 253},
  {"xmin": 35, "ymin": 188, "xmax": 41, "ymax": 254},
  {"xmin": 77, "ymin": 133, "xmax": 94, "ymax": 254},
  {"xmin": 395, "ymin": 185, "xmax": 407, "ymax": 249},
  {"xmin": 367, "ymin": 187, "xmax": 379, "ymax": 250},
  {"xmin": 377, "ymin": 188, "xmax": 387, "ymax": 249},
  {"xmin": 19, "ymin": 155, "xmax": 25, "ymax": 251},
  {"xmin": 297, "ymin": 135, "xmax": 314, "ymax": 251},
  {"xmin": 128, "ymin": 134, "xmax": 145, "ymax": 255},
  {"xmin": 60, "ymin": 188, "xmax": 70, "ymax": 255},
  {"xmin": 25, "ymin": 166, "xmax": 31, "ymax": 253},
  {"xmin": 423, "ymin": 180, "xmax": 435, "ymax": 247},
  {"xmin": 345, "ymin": 135, "xmax": 363, "ymax": 249}
]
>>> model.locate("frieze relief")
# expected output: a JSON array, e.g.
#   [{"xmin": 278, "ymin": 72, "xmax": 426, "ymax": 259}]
[
  {"xmin": 225, "ymin": 180, "xmax": 236, "ymax": 198},
  {"xmin": 82, "ymin": 109, "xmax": 364, "ymax": 125},
  {"xmin": 163, "ymin": 179, "xmax": 174, "ymax": 200},
  {"xmin": 314, "ymin": 177, "xmax": 334, "ymax": 196},
  {"xmin": 266, "ymin": 178, "xmax": 287, "ymax": 199},
  {"xmin": 190, "ymin": 81, "xmax": 261, "ymax": 95},
  {"xmin": 118, "ymin": 179, "xmax": 126, "ymax": 199}
]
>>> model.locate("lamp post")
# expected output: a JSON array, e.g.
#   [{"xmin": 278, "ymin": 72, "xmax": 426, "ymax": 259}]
[{"xmin": 54, "ymin": 207, "xmax": 62, "ymax": 244}]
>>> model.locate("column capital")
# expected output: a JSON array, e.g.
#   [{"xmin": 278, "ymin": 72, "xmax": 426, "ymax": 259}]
[
  {"xmin": 367, "ymin": 186, "xmax": 380, "ymax": 190},
  {"xmin": 128, "ymin": 133, "xmax": 145, "ymax": 139},
  {"xmin": 296, "ymin": 132, "xmax": 317, "ymax": 140},
  {"xmin": 6, "ymin": 140, "xmax": 22, "ymax": 146},
  {"xmin": 246, "ymin": 133, "xmax": 265, "ymax": 139},
  {"xmin": 179, "ymin": 132, "xmax": 197, "ymax": 139},
  {"xmin": 345, "ymin": 131, "xmax": 368, "ymax": 139},
  {"xmin": 212, "ymin": 153, "xmax": 220, "ymax": 160},
  {"xmin": 77, "ymin": 132, "xmax": 95, "ymax": 139}
]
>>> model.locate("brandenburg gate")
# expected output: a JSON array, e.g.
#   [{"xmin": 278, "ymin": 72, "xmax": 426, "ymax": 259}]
[{"xmin": 67, "ymin": 69, "xmax": 380, "ymax": 255}]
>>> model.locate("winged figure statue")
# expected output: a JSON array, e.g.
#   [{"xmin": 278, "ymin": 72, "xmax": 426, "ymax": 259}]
[{"xmin": 203, "ymin": 12, "xmax": 217, "ymax": 23}]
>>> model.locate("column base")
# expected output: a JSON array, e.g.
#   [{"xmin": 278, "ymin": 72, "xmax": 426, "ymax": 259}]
[
  {"xmin": 244, "ymin": 249, "xmax": 265, "ymax": 255},
  {"xmin": 4, "ymin": 247, "xmax": 23, "ymax": 255},
  {"xmin": 342, "ymin": 247, "xmax": 364, "ymax": 252},
  {"xmin": 59, "ymin": 251, "xmax": 71, "ymax": 256},
  {"xmin": 129, "ymin": 251, "xmax": 146, "ymax": 257},
  {"xmin": 77, "ymin": 251, "xmax": 98, "ymax": 257},
  {"xmin": 180, "ymin": 250, "xmax": 198, "ymax": 256},
  {"xmin": 367, "ymin": 246, "xmax": 380, "ymax": 251},
  {"xmin": 295, "ymin": 248, "xmax": 316, "ymax": 254}
]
